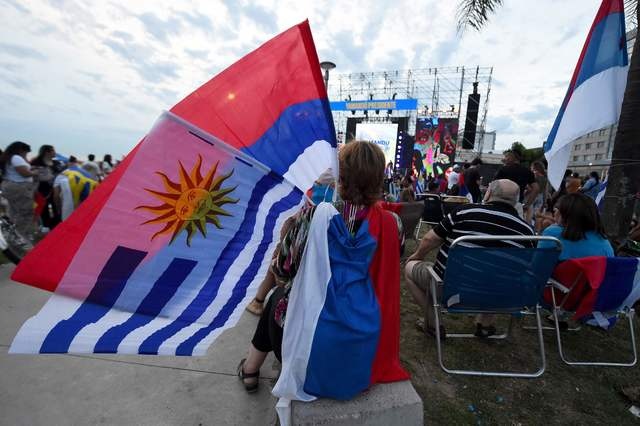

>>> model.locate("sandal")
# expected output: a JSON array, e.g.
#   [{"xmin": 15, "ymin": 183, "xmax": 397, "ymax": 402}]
[
  {"xmin": 245, "ymin": 298, "xmax": 265, "ymax": 316},
  {"xmin": 474, "ymin": 323, "xmax": 497, "ymax": 338},
  {"xmin": 237, "ymin": 358, "xmax": 260, "ymax": 393}
]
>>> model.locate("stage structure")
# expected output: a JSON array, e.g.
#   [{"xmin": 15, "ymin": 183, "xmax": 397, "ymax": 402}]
[{"xmin": 327, "ymin": 66, "xmax": 493, "ymax": 175}]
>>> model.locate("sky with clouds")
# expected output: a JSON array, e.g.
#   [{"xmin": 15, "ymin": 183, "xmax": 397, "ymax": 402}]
[{"xmin": 0, "ymin": 0, "xmax": 605, "ymax": 159}]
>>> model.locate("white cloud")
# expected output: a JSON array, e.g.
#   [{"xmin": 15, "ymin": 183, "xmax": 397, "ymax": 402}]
[{"xmin": 0, "ymin": 0, "xmax": 603, "ymax": 158}]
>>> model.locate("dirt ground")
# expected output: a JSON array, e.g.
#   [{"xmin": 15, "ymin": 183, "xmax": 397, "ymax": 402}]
[{"xmin": 399, "ymin": 237, "xmax": 640, "ymax": 425}]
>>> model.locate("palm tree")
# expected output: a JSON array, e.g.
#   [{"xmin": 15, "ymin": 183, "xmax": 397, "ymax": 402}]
[{"xmin": 457, "ymin": 0, "xmax": 639, "ymax": 241}]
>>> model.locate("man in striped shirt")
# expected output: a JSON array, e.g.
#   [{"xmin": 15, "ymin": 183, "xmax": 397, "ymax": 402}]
[{"xmin": 405, "ymin": 179, "xmax": 534, "ymax": 338}]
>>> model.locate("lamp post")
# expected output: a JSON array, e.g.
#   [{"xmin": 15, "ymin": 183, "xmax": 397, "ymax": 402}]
[{"xmin": 320, "ymin": 61, "xmax": 336, "ymax": 89}]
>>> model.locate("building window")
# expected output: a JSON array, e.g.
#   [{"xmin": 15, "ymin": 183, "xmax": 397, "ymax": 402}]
[
  {"xmin": 573, "ymin": 156, "xmax": 579, "ymax": 162},
  {"xmin": 595, "ymin": 154, "xmax": 603, "ymax": 160},
  {"xmin": 597, "ymin": 141, "xmax": 605, "ymax": 148},
  {"xmin": 598, "ymin": 129, "xmax": 606, "ymax": 136},
  {"xmin": 583, "ymin": 155, "xmax": 591, "ymax": 161},
  {"xmin": 574, "ymin": 144, "xmax": 581, "ymax": 151},
  {"xmin": 585, "ymin": 143, "xmax": 592, "ymax": 150}
]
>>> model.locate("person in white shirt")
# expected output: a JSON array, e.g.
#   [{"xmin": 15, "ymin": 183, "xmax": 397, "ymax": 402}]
[
  {"xmin": 101, "ymin": 154, "xmax": 114, "ymax": 178},
  {"xmin": 82, "ymin": 154, "xmax": 101, "ymax": 181},
  {"xmin": 52, "ymin": 168, "xmax": 98, "ymax": 221},
  {"xmin": 447, "ymin": 164, "xmax": 461, "ymax": 190},
  {"xmin": 1, "ymin": 141, "xmax": 37, "ymax": 240}
]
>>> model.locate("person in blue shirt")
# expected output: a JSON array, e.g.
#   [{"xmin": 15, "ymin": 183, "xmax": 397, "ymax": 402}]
[
  {"xmin": 580, "ymin": 171, "xmax": 601, "ymax": 199},
  {"xmin": 539, "ymin": 192, "xmax": 613, "ymax": 260}
]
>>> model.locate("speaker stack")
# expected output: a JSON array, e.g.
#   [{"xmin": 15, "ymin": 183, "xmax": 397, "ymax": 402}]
[{"xmin": 462, "ymin": 82, "xmax": 481, "ymax": 150}]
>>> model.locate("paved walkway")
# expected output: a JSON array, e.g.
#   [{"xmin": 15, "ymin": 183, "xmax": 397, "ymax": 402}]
[{"xmin": 0, "ymin": 264, "xmax": 280, "ymax": 425}]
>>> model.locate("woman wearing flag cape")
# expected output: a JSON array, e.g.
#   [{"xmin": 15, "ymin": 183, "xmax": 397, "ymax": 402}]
[{"xmin": 238, "ymin": 141, "xmax": 409, "ymax": 399}]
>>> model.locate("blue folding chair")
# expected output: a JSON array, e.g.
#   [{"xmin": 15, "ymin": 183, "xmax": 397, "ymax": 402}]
[{"xmin": 427, "ymin": 235, "xmax": 562, "ymax": 378}]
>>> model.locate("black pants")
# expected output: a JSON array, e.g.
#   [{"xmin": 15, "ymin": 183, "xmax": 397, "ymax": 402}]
[{"xmin": 251, "ymin": 287, "xmax": 285, "ymax": 362}]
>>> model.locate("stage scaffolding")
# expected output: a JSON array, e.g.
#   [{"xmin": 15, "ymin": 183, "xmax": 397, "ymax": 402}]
[{"xmin": 327, "ymin": 66, "xmax": 494, "ymax": 155}]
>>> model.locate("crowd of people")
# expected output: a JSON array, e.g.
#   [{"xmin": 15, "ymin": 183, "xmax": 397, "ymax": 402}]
[
  {"xmin": 0, "ymin": 141, "xmax": 116, "ymax": 243},
  {"xmin": 238, "ymin": 140, "xmax": 638, "ymax": 395},
  {"xmin": 384, "ymin": 149, "xmax": 610, "ymax": 231},
  {"xmin": 0, "ymin": 139, "xmax": 634, "ymax": 398}
]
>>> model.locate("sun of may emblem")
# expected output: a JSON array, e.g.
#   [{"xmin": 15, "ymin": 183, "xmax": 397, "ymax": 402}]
[{"xmin": 136, "ymin": 155, "xmax": 238, "ymax": 246}]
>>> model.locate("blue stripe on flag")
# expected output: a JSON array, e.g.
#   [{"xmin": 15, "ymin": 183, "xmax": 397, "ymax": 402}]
[
  {"xmin": 40, "ymin": 246, "xmax": 147, "ymax": 353},
  {"xmin": 138, "ymin": 173, "xmax": 286, "ymax": 354},
  {"xmin": 574, "ymin": 12, "xmax": 628, "ymax": 89},
  {"xmin": 175, "ymin": 187, "xmax": 303, "ymax": 355},
  {"xmin": 241, "ymin": 99, "xmax": 336, "ymax": 177},
  {"xmin": 93, "ymin": 258, "xmax": 197, "ymax": 353}
]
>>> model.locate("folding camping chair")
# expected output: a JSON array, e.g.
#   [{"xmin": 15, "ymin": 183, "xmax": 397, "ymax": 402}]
[
  {"xmin": 545, "ymin": 256, "xmax": 639, "ymax": 367},
  {"xmin": 427, "ymin": 235, "xmax": 562, "ymax": 378},
  {"xmin": 396, "ymin": 201, "xmax": 425, "ymax": 244},
  {"xmin": 414, "ymin": 194, "xmax": 443, "ymax": 239}
]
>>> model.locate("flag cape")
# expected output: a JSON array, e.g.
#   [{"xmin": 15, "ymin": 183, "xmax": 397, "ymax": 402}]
[
  {"xmin": 544, "ymin": 256, "xmax": 640, "ymax": 326},
  {"xmin": 10, "ymin": 21, "xmax": 337, "ymax": 355},
  {"xmin": 273, "ymin": 203, "xmax": 409, "ymax": 423},
  {"xmin": 544, "ymin": 0, "xmax": 628, "ymax": 188}
]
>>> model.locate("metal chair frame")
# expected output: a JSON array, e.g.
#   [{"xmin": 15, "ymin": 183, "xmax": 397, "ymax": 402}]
[
  {"xmin": 427, "ymin": 235, "xmax": 562, "ymax": 378},
  {"xmin": 547, "ymin": 276, "xmax": 638, "ymax": 367}
]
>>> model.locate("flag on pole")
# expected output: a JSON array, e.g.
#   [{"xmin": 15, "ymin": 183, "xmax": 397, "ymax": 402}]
[
  {"xmin": 544, "ymin": 0, "xmax": 629, "ymax": 189},
  {"xmin": 595, "ymin": 176, "xmax": 608, "ymax": 210},
  {"xmin": 10, "ymin": 20, "xmax": 338, "ymax": 355}
]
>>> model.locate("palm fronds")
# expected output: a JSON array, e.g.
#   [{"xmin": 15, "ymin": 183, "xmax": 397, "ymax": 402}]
[{"xmin": 456, "ymin": 0, "xmax": 504, "ymax": 32}]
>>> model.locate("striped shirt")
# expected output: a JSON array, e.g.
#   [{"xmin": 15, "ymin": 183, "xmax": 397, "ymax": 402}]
[{"xmin": 431, "ymin": 202, "xmax": 535, "ymax": 280}]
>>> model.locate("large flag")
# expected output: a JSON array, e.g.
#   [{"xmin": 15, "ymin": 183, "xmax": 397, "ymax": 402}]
[
  {"xmin": 10, "ymin": 21, "xmax": 337, "ymax": 355},
  {"xmin": 544, "ymin": 0, "xmax": 628, "ymax": 189}
]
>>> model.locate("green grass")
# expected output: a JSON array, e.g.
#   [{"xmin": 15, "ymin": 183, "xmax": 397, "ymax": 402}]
[{"xmin": 400, "ymin": 233, "xmax": 640, "ymax": 425}]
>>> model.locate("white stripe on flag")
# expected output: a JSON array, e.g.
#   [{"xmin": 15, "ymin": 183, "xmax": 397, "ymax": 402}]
[
  {"xmin": 595, "ymin": 178, "xmax": 608, "ymax": 208},
  {"xmin": 283, "ymin": 139, "xmax": 337, "ymax": 195},
  {"xmin": 273, "ymin": 203, "xmax": 337, "ymax": 403},
  {"xmin": 190, "ymin": 196, "xmax": 302, "ymax": 356}
]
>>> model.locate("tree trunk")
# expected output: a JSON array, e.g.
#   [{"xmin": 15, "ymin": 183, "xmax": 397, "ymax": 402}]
[{"xmin": 602, "ymin": 19, "xmax": 640, "ymax": 241}]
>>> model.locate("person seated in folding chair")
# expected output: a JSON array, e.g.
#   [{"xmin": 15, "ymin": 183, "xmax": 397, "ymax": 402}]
[
  {"xmin": 538, "ymin": 193, "xmax": 613, "ymax": 261},
  {"xmin": 405, "ymin": 179, "xmax": 535, "ymax": 339}
]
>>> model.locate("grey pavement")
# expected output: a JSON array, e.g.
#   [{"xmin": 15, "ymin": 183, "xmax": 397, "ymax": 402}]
[{"xmin": 0, "ymin": 264, "xmax": 280, "ymax": 426}]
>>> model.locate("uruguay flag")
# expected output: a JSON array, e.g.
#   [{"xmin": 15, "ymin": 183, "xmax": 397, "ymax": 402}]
[
  {"xmin": 544, "ymin": 0, "xmax": 629, "ymax": 189},
  {"xmin": 10, "ymin": 21, "xmax": 337, "ymax": 355},
  {"xmin": 272, "ymin": 203, "xmax": 409, "ymax": 424}
]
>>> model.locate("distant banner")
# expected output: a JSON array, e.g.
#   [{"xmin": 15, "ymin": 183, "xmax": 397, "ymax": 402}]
[
  {"xmin": 330, "ymin": 99, "xmax": 418, "ymax": 111},
  {"xmin": 413, "ymin": 117, "xmax": 458, "ymax": 177}
]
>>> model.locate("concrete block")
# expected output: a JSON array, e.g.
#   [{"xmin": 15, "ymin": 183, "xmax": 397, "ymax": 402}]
[{"xmin": 291, "ymin": 380, "xmax": 423, "ymax": 426}]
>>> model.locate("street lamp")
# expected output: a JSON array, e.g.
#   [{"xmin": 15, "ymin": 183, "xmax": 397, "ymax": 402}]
[{"xmin": 320, "ymin": 61, "xmax": 336, "ymax": 89}]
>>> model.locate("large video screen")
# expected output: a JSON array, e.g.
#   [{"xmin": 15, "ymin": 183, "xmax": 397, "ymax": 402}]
[
  {"xmin": 413, "ymin": 117, "xmax": 458, "ymax": 177},
  {"xmin": 355, "ymin": 122, "xmax": 398, "ymax": 166}
]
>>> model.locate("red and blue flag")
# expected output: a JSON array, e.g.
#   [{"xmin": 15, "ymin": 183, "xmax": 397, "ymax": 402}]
[
  {"xmin": 544, "ymin": 0, "xmax": 629, "ymax": 188},
  {"xmin": 10, "ymin": 21, "xmax": 338, "ymax": 355}
]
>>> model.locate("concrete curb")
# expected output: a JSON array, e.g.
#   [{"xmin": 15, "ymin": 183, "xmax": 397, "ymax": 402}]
[{"xmin": 291, "ymin": 381, "xmax": 423, "ymax": 426}]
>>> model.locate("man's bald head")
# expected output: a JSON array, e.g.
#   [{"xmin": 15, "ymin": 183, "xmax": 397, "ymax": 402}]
[{"xmin": 484, "ymin": 179, "xmax": 520, "ymax": 206}]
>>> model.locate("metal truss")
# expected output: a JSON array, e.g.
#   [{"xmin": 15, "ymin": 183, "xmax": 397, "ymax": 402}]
[{"xmin": 327, "ymin": 66, "xmax": 493, "ymax": 156}]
